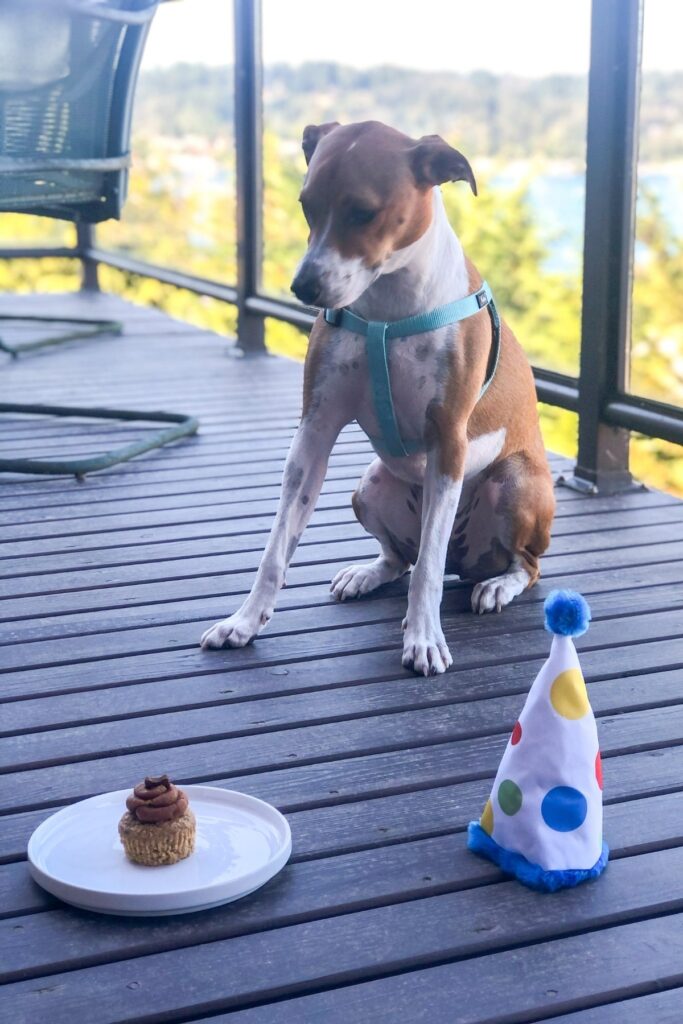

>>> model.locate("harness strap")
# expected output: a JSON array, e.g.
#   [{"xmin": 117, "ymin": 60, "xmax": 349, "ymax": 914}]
[
  {"xmin": 324, "ymin": 281, "xmax": 501, "ymax": 458},
  {"xmin": 365, "ymin": 319, "xmax": 410, "ymax": 458},
  {"xmin": 481, "ymin": 296, "xmax": 501, "ymax": 400}
]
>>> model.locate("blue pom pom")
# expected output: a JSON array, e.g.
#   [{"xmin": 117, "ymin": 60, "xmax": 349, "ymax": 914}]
[{"xmin": 544, "ymin": 590, "xmax": 591, "ymax": 637}]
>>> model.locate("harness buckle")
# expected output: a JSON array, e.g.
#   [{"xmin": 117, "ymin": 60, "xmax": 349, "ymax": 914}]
[
  {"xmin": 324, "ymin": 308, "xmax": 343, "ymax": 327},
  {"xmin": 475, "ymin": 288, "xmax": 489, "ymax": 309}
]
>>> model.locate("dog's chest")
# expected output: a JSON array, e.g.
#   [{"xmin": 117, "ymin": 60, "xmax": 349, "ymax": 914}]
[{"xmin": 320, "ymin": 326, "xmax": 455, "ymax": 447}]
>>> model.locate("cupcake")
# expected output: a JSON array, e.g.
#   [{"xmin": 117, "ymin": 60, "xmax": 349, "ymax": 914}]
[{"xmin": 118, "ymin": 774, "xmax": 196, "ymax": 866}]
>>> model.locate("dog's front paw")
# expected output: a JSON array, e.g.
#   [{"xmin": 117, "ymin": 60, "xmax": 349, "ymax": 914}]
[
  {"xmin": 330, "ymin": 557, "xmax": 402, "ymax": 600},
  {"xmin": 471, "ymin": 573, "xmax": 526, "ymax": 614},
  {"xmin": 401, "ymin": 622, "xmax": 452, "ymax": 677},
  {"xmin": 200, "ymin": 610, "xmax": 266, "ymax": 650}
]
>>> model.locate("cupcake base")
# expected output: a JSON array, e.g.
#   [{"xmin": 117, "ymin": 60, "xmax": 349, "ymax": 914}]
[{"xmin": 118, "ymin": 809, "xmax": 196, "ymax": 866}]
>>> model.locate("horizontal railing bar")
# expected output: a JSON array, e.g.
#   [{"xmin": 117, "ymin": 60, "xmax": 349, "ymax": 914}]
[
  {"xmin": 85, "ymin": 247, "xmax": 239, "ymax": 305},
  {"xmin": 605, "ymin": 397, "xmax": 683, "ymax": 446},
  {"xmin": 0, "ymin": 247, "xmax": 78, "ymax": 259},
  {"xmin": 246, "ymin": 293, "xmax": 316, "ymax": 329},
  {"xmin": 534, "ymin": 371, "xmax": 580, "ymax": 412}
]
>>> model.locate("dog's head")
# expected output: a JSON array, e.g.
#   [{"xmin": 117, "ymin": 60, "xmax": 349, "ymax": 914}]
[{"xmin": 290, "ymin": 120, "xmax": 476, "ymax": 309}]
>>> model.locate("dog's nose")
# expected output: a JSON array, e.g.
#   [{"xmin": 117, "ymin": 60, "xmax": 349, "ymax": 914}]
[{"xmin": 291, "ymin": 266, "xmax": 321, "ymax": 306}]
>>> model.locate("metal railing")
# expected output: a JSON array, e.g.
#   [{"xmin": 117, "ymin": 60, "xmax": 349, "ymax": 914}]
[{"xmin": 1, "ymin": 0, "xmax": 681, "ymax": 492}]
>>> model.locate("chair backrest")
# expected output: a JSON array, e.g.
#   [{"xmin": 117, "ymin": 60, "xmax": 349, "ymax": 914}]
[{"xmin": 0, "ymin": 0, "xmax": 159, "ymax": 223}]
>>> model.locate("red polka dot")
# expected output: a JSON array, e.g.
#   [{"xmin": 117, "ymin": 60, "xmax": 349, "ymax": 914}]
[
  {"xmin": 511, "ymin": 721, "xmax": 522, "ymax": 746},
  {"xmin": 595, "ymin": 750, "xmax": 603, "ymax": 790}
]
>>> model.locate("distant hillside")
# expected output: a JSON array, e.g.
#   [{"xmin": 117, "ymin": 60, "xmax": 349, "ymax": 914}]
[{"xmin": 135, "ymin": 62, "xmax": 683, "ymax": 161}]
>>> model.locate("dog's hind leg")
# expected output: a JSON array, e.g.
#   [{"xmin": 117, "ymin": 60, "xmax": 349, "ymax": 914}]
[
  {"xmin": 448, "ymin": 452, "xmax": 555, "ymax": 614},
  {"xmin": 331, "ymin": 459, "xmax": 420, "ymax": 600}
]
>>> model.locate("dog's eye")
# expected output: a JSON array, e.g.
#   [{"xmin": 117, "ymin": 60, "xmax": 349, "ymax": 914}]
[{"xmin": 348, "ymin": 207, "xmax": 377, "ymax": 227}]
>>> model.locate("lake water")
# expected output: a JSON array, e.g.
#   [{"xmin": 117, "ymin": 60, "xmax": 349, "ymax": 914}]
[{"xmin": 492, "ymin": 166, "xmax": 683, "ymax": 274}]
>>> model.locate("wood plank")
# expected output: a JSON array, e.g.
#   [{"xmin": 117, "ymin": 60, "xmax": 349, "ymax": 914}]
[
  {"xmin": 2, "ymin": 575, "xmax": 680, "ymax": 677},
  {"xmin": 0, "ymin": 480, "xmax": 672, "ymax": 539},
  {"xmin": 0, "ymin": 440, "xmax": 365, "ymax": 480},
  {"xmin": 532, "ymin": 988, "xmax": 683, "ymax": 1023},
  {"xmin": 3, "ymin": 498, "xmax": 680, "ymax": 571},
  {"xmin": 1, "ymin": 739, "xmax": 681, "ymax": 867},
  {"xmin": 2, "ymin": 589, "xmax": 679, "ymax": 692},
  {"xmin": 2, "ymin": 562, "xmax": 679, "ymax": 726},
  {"xmin": 1, "ymin": 684, "xmax": 682, "ymax": 816},
  {"xmin": 0, "ymin": 451, "xmax": 571, "ymax": 504},
  {"xmin": 0, "ymin": 456, "xmax": 663, "ymax": 520},
  {"xmin": 1, "ymin": 595, "xmax": 680, "ymax": 707},
  {"xmin": 2, "ymin": 634, "xmax": 682, "ymax": 772},
  {"xmin": 1, "ymin": 606, "xmax": 679, "ymax": 734},
  {"xmin": 2, "ymin": 538, "xmax": 681, "ymax": 634},
  {"xmin": 3, "ymin": 558, "xmax": 681, "ymax": 651},
  {"xmin": 187, "ymin": 916, "xmax": 683, "ymax": 1024},
  {"xmin": 4, "ymin": 781, "xmax": 682, "ymax": 918},
  {"xmin": 2, "ymin": 521, "xmax": 680, "ymax": 620},
  {"xmin": 1, "ymin": 620, "xmax": 681, "ymax": 721},
  {"xmin": 0, "ymin": 452, "xmax": 584, "ymax": 516},
  {"xmin": 2, "ymin": 807, "xmax": 683, "ymax": 983},
  {"xmin": 2, "ymin": 867, "xmax": 683, "ymax": 1023},
  {"xmin": 0, "ymin": 439, "xmax": 569, "ymax": 497},
  {"xmin": 0, "ymin": 516, "xmax": 374, "ymax": 584}
]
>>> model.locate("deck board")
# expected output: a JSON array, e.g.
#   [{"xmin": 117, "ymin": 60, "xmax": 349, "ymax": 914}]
[{"xmin": 1, "ymin": 292, "xmax": 682, "ymax": 1023}]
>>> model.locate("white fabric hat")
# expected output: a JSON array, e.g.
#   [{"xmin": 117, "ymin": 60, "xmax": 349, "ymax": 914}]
[{"xmin": 468, "ymin": 590, "xmax": 608, "ymax": 891}]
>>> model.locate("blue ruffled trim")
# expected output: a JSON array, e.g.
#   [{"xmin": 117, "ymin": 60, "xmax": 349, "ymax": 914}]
[{"xmin": 467, "ymin": 822, "xmax": 609, "ymax": 892}]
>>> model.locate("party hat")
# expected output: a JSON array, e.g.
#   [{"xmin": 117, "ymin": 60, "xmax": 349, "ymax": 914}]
[{"xmin": 467, "ymin": 590, "xmax": 608, "ymax": 892}]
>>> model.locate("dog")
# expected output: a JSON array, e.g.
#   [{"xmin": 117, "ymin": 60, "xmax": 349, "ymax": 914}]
[{"xmin": 201, "ymin": 120, "xmax": 555, "ymax": 675}]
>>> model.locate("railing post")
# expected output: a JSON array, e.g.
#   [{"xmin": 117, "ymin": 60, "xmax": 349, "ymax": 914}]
[
  {"xmin": 569, "ymin": 0, "xmax": 643, "ymax": 493},
  {"xmin": 233, "ymin": 0, "xmax": 266, "ymax": 354},
  {"xmin": 76, "ymin": 223, "xmax": 100, "ymax": 292}
]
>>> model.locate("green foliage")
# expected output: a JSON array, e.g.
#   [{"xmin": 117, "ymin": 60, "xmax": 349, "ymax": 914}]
[
  {"xmin": 631, "ymin": 190, "xmax": 683, "ymax": 403},
  {"xmin": 98, "ymin": 138, "xmax": 237, "ymax": 284},
  {"xmin": 442, "ymin": 182, "xmax": 581, "ymax": 375},
  {"xmin": 266, "ymin": 318, "xmax": 308, "ymax": 362},
  {"xmin": 0, "ymin": 255, "xmax": 79, "ymax": 293},
  {"xmin": 262, "ymin": 132, "xmax": 308, "ymax": 298}
]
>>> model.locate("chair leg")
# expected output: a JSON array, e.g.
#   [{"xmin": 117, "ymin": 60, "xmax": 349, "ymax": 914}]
[
  {"xmin": 0, "ymin": 315, "xmax": 122, "ymax": 358},
  {"xmin": 0, "ymin": 403, "xmax": 199, "ymax": 477}
]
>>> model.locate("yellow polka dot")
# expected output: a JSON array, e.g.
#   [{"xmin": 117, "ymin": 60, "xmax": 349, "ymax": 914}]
[
  {"xmin": 480, "ymin": 799, "xmax": 494, "ymax": 835},
  {"xmin": 550, "ymin": 668, "xmax": 590, "ymax": 719}
]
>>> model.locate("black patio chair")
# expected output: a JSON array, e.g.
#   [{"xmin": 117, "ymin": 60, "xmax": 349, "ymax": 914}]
[{"xmin": 0, "ymin": 0, "xmax": 198, "ymax": 475}]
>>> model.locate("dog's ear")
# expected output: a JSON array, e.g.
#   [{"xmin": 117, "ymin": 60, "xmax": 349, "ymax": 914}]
[
  {"xmin": 409, "ymin": 135, "xmax": 477, "ymax": 196},
  {"xmin": 302, "ymin": 122, "xmax": 341, "ymax": 165}
]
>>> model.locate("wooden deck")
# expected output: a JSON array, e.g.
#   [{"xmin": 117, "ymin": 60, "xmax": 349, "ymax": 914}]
[{"xmin": 1, "ymin": 291, "xmax": 683, "ymax": 1024}]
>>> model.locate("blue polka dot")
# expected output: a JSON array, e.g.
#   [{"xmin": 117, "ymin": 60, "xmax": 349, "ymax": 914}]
[{"xmin": 541, "ymin": 786, "xmax": 587, "ymax": 832}]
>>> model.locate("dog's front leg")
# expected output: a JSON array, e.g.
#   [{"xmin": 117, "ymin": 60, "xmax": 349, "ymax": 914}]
[
  {"xmin": 401, "ymin": 440, "xmax": 466, "ymax": 676},
  {"xmin": 200, "ymin": 417, "xmax": 340, "ymax": 650}
]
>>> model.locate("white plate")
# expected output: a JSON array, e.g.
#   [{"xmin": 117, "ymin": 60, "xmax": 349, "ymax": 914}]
[{"xmin": 28, "ymin": 786, "xmax": 292, "ymax": 916}]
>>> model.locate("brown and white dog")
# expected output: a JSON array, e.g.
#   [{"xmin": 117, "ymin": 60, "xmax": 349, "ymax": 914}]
[{"xmin": 201, "ymin": 121, "xmax": 555, "ymax": 675}]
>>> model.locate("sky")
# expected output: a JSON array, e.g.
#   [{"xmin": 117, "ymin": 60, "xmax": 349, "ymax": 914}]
[{"xmin": 142, "ymin": 0, "xmax": 683, "ymax": 76}]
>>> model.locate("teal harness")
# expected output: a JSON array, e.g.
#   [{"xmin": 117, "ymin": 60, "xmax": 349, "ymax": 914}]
[{"xmin": 324, "ymin": 281, "xmax": 501, "ymax": 458}]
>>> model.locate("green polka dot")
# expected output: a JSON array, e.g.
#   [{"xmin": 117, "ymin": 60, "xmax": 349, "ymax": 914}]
[{"xmin": 498, "ymin": 779, "xmax": 523, "ymax": 816}]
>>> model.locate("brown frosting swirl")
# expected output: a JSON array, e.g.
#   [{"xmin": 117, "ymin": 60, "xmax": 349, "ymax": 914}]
[{"xmin": 125, "ymin": 774, "xmax": 189, "ymax": 823}]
